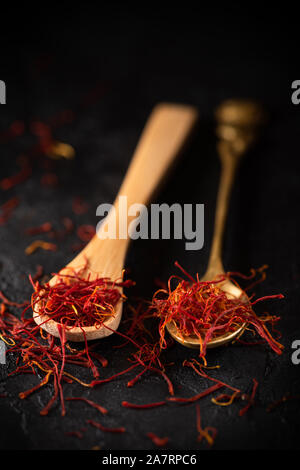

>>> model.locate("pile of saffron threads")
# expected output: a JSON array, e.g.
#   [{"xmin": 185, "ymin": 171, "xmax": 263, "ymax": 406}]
[
  {"xmin": 151, "ymin": 262, "xmax": 284, "ymax": 359},
  {"xmin": 30, "ymin": 265, "xmax": 134, "ymax": 330}
]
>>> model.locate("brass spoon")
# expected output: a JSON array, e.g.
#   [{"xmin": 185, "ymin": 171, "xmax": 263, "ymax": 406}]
[
  {"xmin": 33, "ymin": 103, "xmax": 198, "ymax": 341},
  {"xmin": 167, "ymin": 99, "xmax": 266, "ymax": 349}
]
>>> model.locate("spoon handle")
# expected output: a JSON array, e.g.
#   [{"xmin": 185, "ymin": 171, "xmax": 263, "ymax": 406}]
[
  {"xmin": 114, "ymin": 103, "xmax": 198, "ymax": 221},
  {"xmin": 95, "ymin": 103, "xmax": 198, "ymax": 249},
  {"xmin": 205, "ymin": 99, "xmax": 265, "ymax": 279},
  {"xmin": 205, "ymin": 140, "xmax": 242, "ymax": 278}
]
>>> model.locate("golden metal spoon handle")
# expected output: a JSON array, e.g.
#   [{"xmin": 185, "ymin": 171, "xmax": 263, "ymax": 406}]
[
  {"xmin": 205, "ymin": 98, "xmax": 265, "ymax": 280},
  {"xmin": 205, "ymin": 140, "xmax": 242, "ymax": 278}
]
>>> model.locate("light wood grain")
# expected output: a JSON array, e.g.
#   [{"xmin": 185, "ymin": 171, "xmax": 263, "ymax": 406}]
[{"xmin": 33, "ymin": 103, "xmax": 198, "ymax": 341}]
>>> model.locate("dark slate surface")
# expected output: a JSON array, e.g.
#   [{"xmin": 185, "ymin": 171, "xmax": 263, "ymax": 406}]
[{"xmin": 0, "ymin": 5, "xmax": 299, "ymax": 450}]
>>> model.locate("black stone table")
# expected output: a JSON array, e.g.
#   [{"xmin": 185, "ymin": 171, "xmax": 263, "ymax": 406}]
[{"xmin": 0, "ymin": 5, "xmax": 299, "ymax": 450}]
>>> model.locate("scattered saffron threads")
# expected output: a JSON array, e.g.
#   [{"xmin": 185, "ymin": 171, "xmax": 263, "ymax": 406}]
[
  {"xmin": 27, "ymin": 121, "xmax": 55, "ymax": 159},
  {"xmin": 19, "ymin": 371, "xmax": 52, "ymax": 399},
  {"xmin": 236, "ymin": 338, "xmax": 266, "ymax": 346},
  {"xmin": 1, "ymin": 82, "xmax": 107, "ymax": 166},
  {"xmin": 195, "ymin": 405, "xmax": 217, "ymax": 447},
  {"xmin": 147, "ymin": 432, "xmax": 169, "ymax": 447},
  {"xmin": 30, "ymin": 121, "xmax": 52, "ymax": 141},
  {"xmin": 25, "ymin": 240, "xmax": 57, "ymax": 255},
  {"xmin": 0, "ymin": 196, "xmax": 20, "ymax": 213},
  {"xmin": 0, "ymin": 303, "xmax": 113, "ymax": 415},
  {"xmin": 46, "ymin": 141, "xmax": 75, "ymax": 160},
  {"xmin": 168, "ymin": 383, "xmax": 223, "ymax": 404},
  {"xmin": 40, "ymin": 173, "xmax": 59, "ymax": 187},
  {"xmin": 88, "ymin": 351, "xmax": 108, "ymax": 368},
  {"xmin": 0, "ymin": 291, "xmax": 29, "ymax": 308},
  {"xmin": 90, "ymin": 364, "xmax": 140, "ymax": 387},
  {"xmin": 183, "ymin": 359, "xmax": 241, "ymax": 395},
  {"xmin": 266, "ymin": 394, "xmax": 300, "ymax": 412},
  {"xmin": 239, "ymin": 378, "xmax": 259, "ymax": 417},
  {"xmin": 0, "ymin": 197, "xmax": 19, "ymax": 225},
  {"xmin": 31, "ymin": 264, "xmax": 134, "ymax": 329},
  {"xmin": 0, "ymin": 264, "xmax": 135, "ymax": 418},
  {"xmin": 47, "ymin": 217, "xmax": 75, "ymax": 240},
  {"xmin": 154, "ymin": 278, "xmax": 168, "ymax": 290},
  {"xmin": 0, "ymin": 158, "xmax": 32, "ymax": 191},
  {"xmin": 151, "ymin": 262, "xmax": 284, "ymax": 359},
  {"xmin": 211, "ymin": 391, "xmax": 240, "ymax": 407},
  {"xmin": 25, "ymin": 222, "xmax": 52, "ymax": 236},
  {"xmin": 153, "ymin": 368, "xmax": 174, "ymax": 396},
  {"xmin": 0, "ymin": 333, "xmax": 15, "ymax": 346},
  {"xmin": 122, "ymin": 400, "xmax": 166, "ymax": 410},
  {"xmin": 0, "ymin": 257, "xmax": 284, "ymax": 444},
  {"xmin": 66, "ymin": 397, "xmax": 108, "ymax": 415},
  {"xmin": 72, "ymin": 197, "xmax": 89, "ymax": 215},
  {"xmin": 77, "ymin": 225, "xmax": 96, "ymax": 242},
  {"xmin": 87, "ymin": 419, "xmax": 125, "ymax": 434},
  {"xmin": 32, "ymin": 265, "xmax": 44, "ymax": 283},
  {"xmin": 30, "ymin": 122, "xmax": 62, "ymax": 160},
  {"xmin": 65, "ymin": 431, "xmax": 84, "ymax": 439}
]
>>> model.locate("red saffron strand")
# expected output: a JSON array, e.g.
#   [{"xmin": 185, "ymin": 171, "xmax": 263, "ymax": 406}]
[
  {"xmin": 72, "ymin": 197, "xmax": 89, "ymax": 215},
  {"xmin": 19, "ymin": 371, "xmax": 52, "ymax": 399},
  {"xmin": 195, "ymin": 405, "xmax": 217, "ymax": 447},
  {"xmin": 239, "ymin": 378, "xmax": 258, "ymax": 416},
  {"xmin": 147, "ymin": 432, "xmax": 169, "ymax": 447},
  {"xmin": 122, "ymin": 400, "xmax": 166, "ymax": 409},
  {"xmin": 25, "ymin": 222, "xmax": 52, "ymax": 236},
  {"xmin": 0, "ymin": 291, "xmax": 29, "ymax": 308},
  {"xmin": 32, "ymin": 265, "xmax": 44, "ymax": 282},
  {"xmin": 168, "ymin": 383, "xmax": 223, "ymax": 403},
  {"xmin": 0, "ymin": 197, "xmax": 19, "ymax": 225},
  {"xmin": 87, "ymin": 419, "xmax": 125, "ymax": 434},
  {"xmin": 77, "ymin": 225, "xmax": 96, "ymax": 242},
  {"xmin": 66, "ymin": 397, "xmax": 108, "ymax": 415},
  {"xmin": 40, "ymin": 374, "xmax": 59, "ymax": 416},
  {"xmin": 266, "ymin": 394, "xmax": 300, "ymax": 412},
  {"xmin": 183, "ymin": 359, "xmax": 241, "ymax": 394},
  {"xmin": 57, "ymin": 324, "xmax": 67, "ymax": 416},
  {"xmin": 65, "ymin": 431, "xmax": 84, "ymax": 439}
]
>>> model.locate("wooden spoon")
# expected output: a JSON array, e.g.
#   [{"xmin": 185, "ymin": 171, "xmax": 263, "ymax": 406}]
[
  {"xmin": 33, "ymin": 103, "xmax": 198, "ymax": 341},
  {"xmin": 167, "ymin": 99, "xmax": 266, "ymax": 349}
]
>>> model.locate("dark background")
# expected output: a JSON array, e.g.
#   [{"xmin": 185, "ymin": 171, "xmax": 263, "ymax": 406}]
[{"xmin": 0, "ymin": 4, "xmax": 299, "ymax": 450}]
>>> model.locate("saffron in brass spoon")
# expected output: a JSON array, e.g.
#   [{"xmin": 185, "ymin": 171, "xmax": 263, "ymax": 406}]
[{"xmin": 167, "ymin": 99, "xmax": 266, "ymax": 349}]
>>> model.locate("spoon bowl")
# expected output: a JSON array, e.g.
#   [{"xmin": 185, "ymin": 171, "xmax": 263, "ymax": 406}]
[
  {"xmin": 166, "ymin": 278, "xmax": 247, "ymax": 349},
  {"xmin": 32, "ymin": 271, "xmax": 124, "ymax": 342}
]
